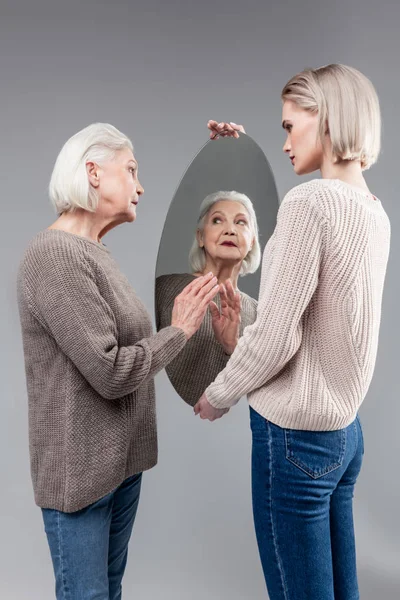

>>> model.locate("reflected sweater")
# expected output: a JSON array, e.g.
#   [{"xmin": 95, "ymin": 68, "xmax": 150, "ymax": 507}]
[
  {"xmin": 205, "ymin": 179, "xmax": 391, "ymax": 431},
  {"xmin": 17, "ymin": 229, "xmax": 187, "ymax": 512},
  {"xmin": 155, "ymin": 273, "xmax": 257, "ymax": 406}
]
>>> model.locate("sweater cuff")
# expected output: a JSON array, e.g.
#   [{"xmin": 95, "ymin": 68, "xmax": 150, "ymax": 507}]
[{"xmin": 204, "ymin": 381, "xmax": 240, "ymax": 410}]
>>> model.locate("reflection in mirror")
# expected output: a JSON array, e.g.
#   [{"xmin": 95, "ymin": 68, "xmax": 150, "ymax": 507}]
[{"xmin": 155, "ymin": 135, "xmax": 280, "ymax": 406}]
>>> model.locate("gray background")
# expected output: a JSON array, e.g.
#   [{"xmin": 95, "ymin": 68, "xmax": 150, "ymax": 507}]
[
  {"xmin": 1, "ymin": 0, "xmax": 399, "ymax": 598},
  {"xmin": 156, "ymin": 134, "xmax": 279, "ymax": 299}
]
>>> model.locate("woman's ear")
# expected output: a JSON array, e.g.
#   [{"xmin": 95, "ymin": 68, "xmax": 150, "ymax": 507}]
[
  {"xmin": 86, "ymin": 161, "xmax": 100, "ymax": 188},
  {"xmin": 196, "ymin": 229, "xmax": 204, "ymax": 248}
]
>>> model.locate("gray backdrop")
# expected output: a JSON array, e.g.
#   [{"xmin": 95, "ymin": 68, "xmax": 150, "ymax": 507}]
[{"xmin": 1, "ymin": 1, "xmax": 399, "ymax": 598}]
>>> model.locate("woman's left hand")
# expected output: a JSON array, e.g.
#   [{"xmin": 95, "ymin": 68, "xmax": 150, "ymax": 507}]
[
  {"xmin": 194, "ymin": 393, "xmax": 229, "ymax": 421},
  {"xmin": 209, "ymin": 280, "xmax": 241, "ymax": 355},
  {"xmin": 207, "ymin": 120, "xmax": 246, "ymax": 140}
]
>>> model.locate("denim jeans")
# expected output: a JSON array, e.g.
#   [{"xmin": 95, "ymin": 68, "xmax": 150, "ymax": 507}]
[
  {"xmin": 41, "ymin": 472, "xmax": 142, "ymax": 600},
  {"xmin": 250, "ymin": 406, "xmax": 364, "ymax": 600}
]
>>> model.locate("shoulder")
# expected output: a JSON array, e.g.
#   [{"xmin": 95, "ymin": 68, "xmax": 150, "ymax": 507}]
[
  {"xmin": 282, "ymin": 178, "xmax": 364, "ymax": 212},
  {"xmin": 155, "ymin": 273, "xmax": 196, "ymax": 305},
  {"xmin": 281, "ymin": 179, "xmax": 332, "ymax": 204},
  {"xmin": 156, "ymin": 272, "xmax": 196, "ymax": 289},
  {"xmin": 238, "ymin": 288, "xmax": 257, "ymax": 306},
  {"xmin": 238, "ymin": 290, "xmax": 258, "ymax": 316},
  {"xmin": 279, "ymin": 180, "xmax": 332, "ymax": 223},
  {"xmin": 19, "ymin": 230, "xmax": 95, "ymax": 288},
  {"xmin": 23, "ymin": 230, "xmax": 90, "ymax": 263}
]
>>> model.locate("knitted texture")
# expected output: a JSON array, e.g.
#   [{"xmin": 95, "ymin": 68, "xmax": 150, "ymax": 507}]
[
  {"xmin": 17, "ymin": 229, "xmax": 187, "ymax": 512},
  {"xmin": 155, "ymin": 273, "xmax": 257, "ymax": 406},
  {"xmin": 205, "ymin": 179, "xmax": 391, "ymax": 430}
]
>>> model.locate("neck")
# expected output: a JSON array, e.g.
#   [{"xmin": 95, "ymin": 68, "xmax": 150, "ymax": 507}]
[
  {"xmin": 320, "ymin": 156, "xmax": 370, "ymax": 194},
  {"xmin": 198, "ymin": 259, "xmax": 242, "ymax": 290},
  {"xmin": 49, "ymin": 210, "xmax": 120, "ymax": 243}
]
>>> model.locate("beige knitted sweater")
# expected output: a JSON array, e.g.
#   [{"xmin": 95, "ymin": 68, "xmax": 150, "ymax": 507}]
[
  {"xmin": 205, "ymin": 179, "xmax": 391, "ymax": 431},
  {"xmin": 17, "ymin": 229, "xmax": 187, "ymax": 512}
]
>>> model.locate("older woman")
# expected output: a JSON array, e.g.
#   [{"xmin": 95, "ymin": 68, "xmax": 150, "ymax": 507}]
[
  {"xmin": 155, "ymin": 190, "xmax": 261, "ymax": 406},
  {"xmin": 16, "ymin": 123, "xmax": 221, "ymax": 599},
  {"xmin": 195, "ymin": 65, "xmax": 391, "ymax": 600}
]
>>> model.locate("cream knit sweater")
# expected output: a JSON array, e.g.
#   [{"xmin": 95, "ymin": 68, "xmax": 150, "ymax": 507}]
[{"xmin": 204, "ymin": 179, "xmax": 391, "ymax": 430}]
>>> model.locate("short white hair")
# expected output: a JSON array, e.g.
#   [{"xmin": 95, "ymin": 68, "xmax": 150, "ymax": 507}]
[
  {"xmin": 281, "ymin": 64, "xmax": 381, "ymax": 170},
  {"xmin": 49, "ymin": 122, "xmax": 134, "ymax": 214},
  {"xmin": 188, "ymin": 191, "xmax": 261, "ymax": 277}
]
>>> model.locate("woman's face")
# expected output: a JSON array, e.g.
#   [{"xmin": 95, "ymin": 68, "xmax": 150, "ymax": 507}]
[
  {"xmin": 197, "ymin": 200, "xmax": 254, "ymax": 266},
  {"xmin": 282, "ymin": 100, "xmax": 326, "ymax": 175},
  {"xmin": 88, "ymin": 147, "xmax": 144, "ymax": 223}
]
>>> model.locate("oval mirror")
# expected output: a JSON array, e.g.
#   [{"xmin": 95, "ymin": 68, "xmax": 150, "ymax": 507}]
[{"xmin": 155, "ymin": 134, "xmax": 279, "ymax": 406}]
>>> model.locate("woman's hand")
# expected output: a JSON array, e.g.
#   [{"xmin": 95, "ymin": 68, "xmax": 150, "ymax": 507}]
[
  {"xmin": 171, "ymin": 273, "xmax": 220, "ymax": 340},
  {"xmin": 193, "ymin": 393, "xmax": 229, "ymax": 421},
  {"xmin": 207, "ymin": 120, "xmax": 246, "ymax": 140},
  {"xmin": 209, "ymin": 280, "xmax": 241, "ymax": 355}
]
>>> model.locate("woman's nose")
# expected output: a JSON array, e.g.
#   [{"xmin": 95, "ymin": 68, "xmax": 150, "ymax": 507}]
[{"xmin": 137, "ymin": 178, "xmax": 144, "ymax": 195}]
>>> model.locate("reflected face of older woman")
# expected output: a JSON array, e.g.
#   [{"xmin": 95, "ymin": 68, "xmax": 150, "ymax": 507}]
[
  {"xmin": 197, "ymin": 200, "xmax": 254, "ymax": 265},
  {"xmin": 87, "ymin": 147, "xmax": 144, "ymax": 223}
]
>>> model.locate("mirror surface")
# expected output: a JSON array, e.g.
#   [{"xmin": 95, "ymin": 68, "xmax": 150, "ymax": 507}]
[{"xmin": 155, "ymin": 135, "xmax": 280, "ymax": 406}]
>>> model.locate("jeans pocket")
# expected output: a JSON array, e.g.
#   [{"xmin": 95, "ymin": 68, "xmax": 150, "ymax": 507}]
[{"xmin": 285, "ymin": 427, "xmax": 347, "ymax": 479}]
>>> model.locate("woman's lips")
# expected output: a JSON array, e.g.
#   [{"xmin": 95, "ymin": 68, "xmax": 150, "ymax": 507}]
[{"xmin": 221, "ymin": 242, "xmax": 237, "ymax": 247}]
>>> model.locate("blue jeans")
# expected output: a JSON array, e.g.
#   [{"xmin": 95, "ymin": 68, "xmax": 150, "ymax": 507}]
[
  {"xmin": 41, "ymin": 472, "xmax": 142, "ymax": 600},
  {"xmin": 250, "ymin": 406, "xmax": 364, "ymax": 600}
]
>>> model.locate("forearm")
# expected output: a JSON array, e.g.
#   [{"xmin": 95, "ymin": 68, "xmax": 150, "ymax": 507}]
[
  {"xmin": 86, "ymin": 325, "xmax": 188, "ymax": 400},
  {"xmin": 204, "ymin": 315, "xmax": 300, "ymax": 409}
]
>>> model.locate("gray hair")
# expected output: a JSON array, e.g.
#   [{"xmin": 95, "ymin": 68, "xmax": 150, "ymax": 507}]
[
  {"xmin": 281, "ymin": 64, "xmax": 381, "ymax": 171},
  {"xmin": 188, "ymin": 190, "xmax": 261, "ymax": 277},
  {"xmin": 49, "ymin": 122, "xmax": 134, "ymax": 214}
]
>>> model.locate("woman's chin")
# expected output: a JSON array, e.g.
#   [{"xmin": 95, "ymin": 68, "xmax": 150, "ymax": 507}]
[
  {"xmin": 126, "ymin": 209, "xmax": 137, "ymax": 222},
  {"xmin": 295, "ymin": 161, "xmax": 319, "ymax": 176},
  {"xmin": 293, "ymin": 162, "xmax": 302, "ymax": 175},
  {"xmin": 213, "ymin": 251, "xmax": 243, "ymax": 265}
]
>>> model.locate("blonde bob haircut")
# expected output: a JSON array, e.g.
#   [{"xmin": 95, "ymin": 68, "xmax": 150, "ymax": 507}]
[
  {"xmin": 188, "ymin": 190, "xmax": 261, "ymax": 277},
  {"xmin": 49, "ymin": 123, "xmax": 134, "ymax": 214},
  {"xmin": 281, "ymin": 64, "xmax": 381, "ymax": 170}
]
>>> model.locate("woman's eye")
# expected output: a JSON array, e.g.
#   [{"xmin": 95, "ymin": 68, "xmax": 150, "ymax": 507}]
[
  {"xmin": 212, "ymin": 218, "xmax": 222, "ymax": 223},
  {"xmin": 237, "ymin": 220, "xmax": 248, "ymax": 225},
  {"xmin": 129, "ymin": 168, "xmax": 136, "ymax": 175}
]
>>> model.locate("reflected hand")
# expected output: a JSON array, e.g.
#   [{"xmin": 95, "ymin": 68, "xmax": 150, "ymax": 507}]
[
  {"xmin": 194, "ymin": 393, "xmax": 229, "ymax": 421},
  {"xmin": 209, "ymin": 280, "xmax": 241, "ymax": 355},
  {"xmin": 207, "ymin": 120, "xmax": 246, "ymax": 140},
  {"xmin": 171, "ymin": 273, "xmax": 220, "ymax": 340}
]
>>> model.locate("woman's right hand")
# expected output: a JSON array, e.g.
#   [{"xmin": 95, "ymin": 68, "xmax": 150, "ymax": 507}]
[
  {"xmin": 209, "ymin": 281, "xmax": 241, "ymax": 355},
  {"xmin": 207, "ymin": 120, "xmax": 246, "ymax": 140},
  {"xmin": 171, "ymin": 273, "xmax": 221, "ymax": 340}
]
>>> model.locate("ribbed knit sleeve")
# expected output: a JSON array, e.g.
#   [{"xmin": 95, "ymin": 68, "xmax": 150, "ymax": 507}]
[
  {"xmin": 27, "ymin": 238, "xmax": 187, "ymax": 401},
  {"xmin": 204, "ymin": 190, "xmax": 330, "ymax": 409}
]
